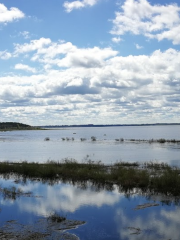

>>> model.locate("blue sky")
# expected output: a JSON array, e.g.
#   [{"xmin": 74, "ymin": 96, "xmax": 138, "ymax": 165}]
[{"xmin": 0, "ymin": 0, "xmax": 180, "ymax": 125}]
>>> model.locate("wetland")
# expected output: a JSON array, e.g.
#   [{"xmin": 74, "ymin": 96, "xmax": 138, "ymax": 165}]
[{"xmin": 0, "ymin": 125, "xmax": 180, "ymax": 239}]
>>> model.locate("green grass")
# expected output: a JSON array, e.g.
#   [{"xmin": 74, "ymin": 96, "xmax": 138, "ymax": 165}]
[{"xmin": 0, "ymin": 160, "xmax": 180, "ymax": 196}]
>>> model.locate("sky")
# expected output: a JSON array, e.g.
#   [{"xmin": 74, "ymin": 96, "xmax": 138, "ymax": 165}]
[{"xmin": 0, "ymin": 0, "xmax": 180, "ymax": 126}]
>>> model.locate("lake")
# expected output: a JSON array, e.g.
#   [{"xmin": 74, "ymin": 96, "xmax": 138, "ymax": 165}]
[
  {"xmin": 0, "ymin": 125, "xmax": 180, "ymax": 239},
  {"xmin": 0, "ymin": 175, "xmax": 179, "ymax": 239},
  {"xmin": 0, "ymin": 125, "xmax": 180, "ymax": 165}
]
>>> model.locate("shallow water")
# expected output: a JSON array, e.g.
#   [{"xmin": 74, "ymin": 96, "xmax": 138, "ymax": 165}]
[
  {"xmin": 0, "ymin": 125, "xmax": 180, "ymax": 239},
  {"xmin": 0, "ymin": 177, "xmax": 180, "ymax": 239},
  {"xmin": 0, "ymin": 125, "xmax": 180, "ymax": 165}
]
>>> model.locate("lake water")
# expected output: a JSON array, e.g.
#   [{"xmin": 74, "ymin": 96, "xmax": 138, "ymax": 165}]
[
  {"xmin": 0, "ymin": 125, "xmax": 180, "ymax": 165},
  {"xmin": 0, "ymin": 125, "xmax": 180, "ymax": 239},
  {"xmin": 0, "ymin": 176, "xmax": 180, "ymax": 239}
]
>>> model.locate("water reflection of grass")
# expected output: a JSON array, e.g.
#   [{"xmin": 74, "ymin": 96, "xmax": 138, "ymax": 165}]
[
  {"xmin": 1, "ymin": 160, "xmax": 180, "ymax": 196},
  {"xmin": 0, "ymin": 186, "xmax": 31, "ymax": 200}
]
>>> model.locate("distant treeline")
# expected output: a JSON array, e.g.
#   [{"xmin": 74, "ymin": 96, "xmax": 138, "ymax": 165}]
[
  {"xmin": 0, "ymin": 122, "xmax": 39, "ymax": 130},
  {"xmin": 40, "ymin": 123, "xmax": 180, "ymax": 128}
]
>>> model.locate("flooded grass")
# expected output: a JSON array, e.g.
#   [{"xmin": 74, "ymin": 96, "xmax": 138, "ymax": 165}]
[
  {"xmin": 59, "ymin": 136, "xmax": 180, "ymax": 144},
  {"xmin": 127, "ymin": 138, "xmax": 180, "ymax": 144},
  {"xmin": 0, "ymin": 160, "xmax": 180, "ymax": 196}
]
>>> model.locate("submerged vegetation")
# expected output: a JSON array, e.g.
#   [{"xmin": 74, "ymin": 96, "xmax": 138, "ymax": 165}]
[
  {"xmin": 59, "ymin": 135, "xmax": 180, "ymax": 144},
  {"xmin": 1, "ymin": 160, "xmax": 180, "ymax": 197},
  {"xmin": 48, "ymin": 213, "xmax": 66, "ymax": 223},
  {"xmin": 0, "ymin": 213, "xmax": 85, "ymax": 240},
  {"xmin": 127, "ymin": 138, "xmax": 180, "ymax": 144}
]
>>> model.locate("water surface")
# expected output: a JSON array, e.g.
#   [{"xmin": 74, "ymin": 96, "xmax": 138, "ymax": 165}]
[
  {"xmin": 0, "ymin": 177, "xmax": 179, "ymax": 239},
  {"xmin": 0, "ymin": 125, "xmax": 180, "ymax": 165}
]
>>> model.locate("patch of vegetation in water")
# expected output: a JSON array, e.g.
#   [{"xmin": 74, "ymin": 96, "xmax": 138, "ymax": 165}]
[
  {"xmin": 48, "ymin": 213, "xmax": 66, "ymax": 223},
  {"xmin": 0, "ymin": 213, "xmax": 85, "ymax": 240},
  {"xmin": 1, "ymin": 160, "xmax": 180, "ymax": 197},
  {"xmin": 127, "ymin": 138, "xmax": 180, "ymax": 144}
]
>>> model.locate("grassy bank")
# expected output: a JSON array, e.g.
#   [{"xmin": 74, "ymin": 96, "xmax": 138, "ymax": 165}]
[
  {"xmin": 0, "ymin": 122, "xmax": 42, "ymax": 131},
  {"xmin": 1, "ymin": 160, "xmax": 180, "ymax": 196}
]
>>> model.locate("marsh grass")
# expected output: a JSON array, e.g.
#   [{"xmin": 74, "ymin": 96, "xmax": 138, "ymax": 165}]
[
  {"xmin": 58, "ymin": 136, "xmax": 180, "ymax": 144},
  {"xmin": 0, "ymin": 160, "xmax": 180, "ymax": 196},
  {"xmin": 128, "ymin": 138, "xmax": 180, "ymax": 144},
  {"xmin": 44, "ymin": 137, "xmax": 50, "ymax": 141},
  {"xmin": 91, "ymin": 136, "xmax": 96, "ymax": 141},
  {"xmin": 144, "ymin": 161, "xmax": 170, "ymax": 170},
  {"xmin": 80, "ymin": 138, "xmax": 86, "ymax": 141}
]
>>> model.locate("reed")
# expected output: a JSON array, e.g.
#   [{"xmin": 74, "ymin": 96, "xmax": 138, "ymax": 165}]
[{"xmin": 0, "ymin": 160, "xmax": 180, "ymax": 196}]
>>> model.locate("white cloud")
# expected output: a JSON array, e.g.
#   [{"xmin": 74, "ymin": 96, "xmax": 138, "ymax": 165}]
[
  {"xmin": 112, "ymin": 37, "xmax": 122, "ymax": 43},
  {"xmin": 0, "ymin": 3, "xmax": 25, "ymax": 23},
  {"xmin": 111, "ymin": 0, "xmax": 180, "ymax": 44},
  {"xmin": 1, "ymin": 38, "xmax": 180, "ymax": 124},
  {"xmin": 31, "ymin": 41, "xmax": 77, "ymax": 61},
  {"xmin": 0, "ymin": 51, "xmax": 12, "ymax": 60},
  {"xmin": 14, "ymin": 38, "xmax": 52, "ymax": 55},
  {"xmin": 19, "ymin": 31, "xmax": 30, "ymax": 39},
  {"xmin": 63, "ymin": 0, "xmax": 99, "ymax": 12},
  {"xmin": 135, "ymin": 43, "xmax": 143, "ymax": 49},
  {"xmin": 14, "ymin": 63, "xmax": 36, "ymax": 73},
  {"xmin": 56, "ymin": 46, "xmax": 118, "ymax": 68},
  {"xmin": 24, "ymin": 40, "xmax": 118, "ymax": 68}
]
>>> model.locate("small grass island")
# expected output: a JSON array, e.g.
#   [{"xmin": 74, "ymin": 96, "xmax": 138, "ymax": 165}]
[{"xmin": 0, "ymin": 122, "xmax": 41, "ymax": 131}]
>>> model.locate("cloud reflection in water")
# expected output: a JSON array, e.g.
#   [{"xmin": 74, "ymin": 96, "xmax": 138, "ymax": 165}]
[
  {"xmin": 18, "ymin": 182, "xmax": 121, "ymax": 216},
  {"xmin": 115, "ymin": 204, "xmax": 180, "ymax": 239}
]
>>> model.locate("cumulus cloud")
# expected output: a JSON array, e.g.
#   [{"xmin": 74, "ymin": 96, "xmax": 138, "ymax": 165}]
[
  {"xmin": 110, "ymin": 0, "xmax": 180, "ymax": 44},
  {"xmin": 14, "ymin": 63, "xmax": 36, "ymax": 73},
  {"xmin": 56, "ymin": 46, "xmax": 118, "ymax": 68},
  {"xmin": 0, "ymin": 3, "xmax": 25, "ymax": 23},
  {"xmin": 14, "ymin": 39, "xmax": 118, "ymax": 69},
  {"xmin": 112, "ymin": 37, "xmax": 122, "ymax": 43},
  {"xmin": 63, "ymin": 0, "xmax": 99, "ymax": 12},
  {"xmin": 135, "ymin": 43, "xmax": 143, "ymax": 49},
  {"xmin": 0, "ymin": 51, "xmax": 11, "ymax": 60},
  {"xmin": 1, "ymin": 37, "xmax": 180, "ymax": 124},
  {"xmin": 19, "ymin": 31, "xmax": 30, "ymax": 39},
  {"xmin": 14, "ymin": 38, "xmax": 52, "ymax": 55}
]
